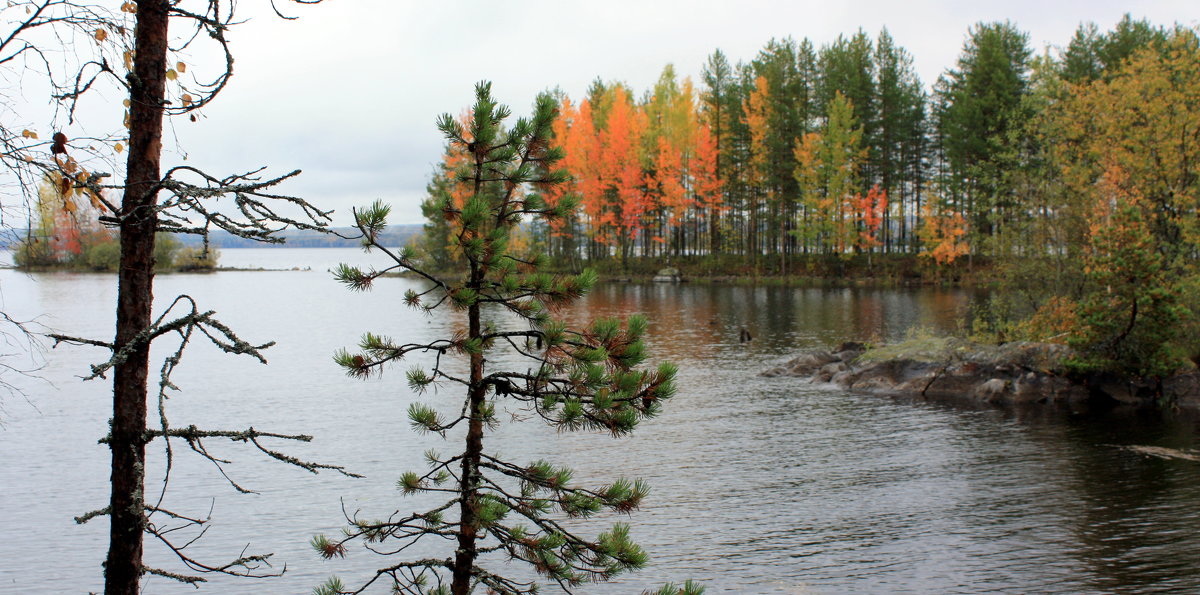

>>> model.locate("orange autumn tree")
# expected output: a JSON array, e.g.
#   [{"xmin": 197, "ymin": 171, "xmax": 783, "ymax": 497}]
[
  {"xmin": 743, "ymin": 75, "xmax": 771, "ymax": 269},
  {"xmin": 852, "ymin": 184, "xmax": 888, "ymax": 264},
  {"xmin": 541, "ymin": 96, "xmax": 598, "ymax": 261},
  {"xmin": 16, "ymin": 171, "xmax": 113, "ymax": 268},
  {"xmin": 690, "ymin": 122, "xmax": 724, "ymax": 250},
  {"xmin": 918, "ymin": 199, "xmax": 969, "ymax": 266},
  {"xmin": 596, "ymin": 85, "xmax": 648, "ymax": 263},
  {"xmin": 645, "ymin": 73, "xmax": 724, "ymax": 259},
  {"xmin": 534, "ymin": 73, "xmax": 723, "ymax": 265},
  {"xmin": 563, "ymin": 92, "xmax": 612, "ymax": 250},
  {"xmin": 649, "ymin": 135, "xmax": 686, "ymax": 245},
  {"xmin": 543, "ymin": 97, "xmax": 580, "ymax": 237}
]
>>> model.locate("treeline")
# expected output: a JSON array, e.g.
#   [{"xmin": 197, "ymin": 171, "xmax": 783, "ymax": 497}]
[{"xmin": 418, "ymin": 15, "xmax": 1196, "ymax": 279}]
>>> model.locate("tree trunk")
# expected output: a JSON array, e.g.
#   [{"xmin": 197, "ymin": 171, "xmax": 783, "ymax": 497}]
[
  {"xmin": 106, "ymin": 2, "xmax": 168, "ymax": 593},
  {"xmin": 452, "ymin": 280, "xmax": 486, "ymax": 593}
]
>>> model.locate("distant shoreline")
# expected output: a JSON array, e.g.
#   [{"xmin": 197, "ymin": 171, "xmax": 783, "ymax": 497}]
[{"xmin": 0, "ymin": 225, "xmax": 423, "ymax": 251}]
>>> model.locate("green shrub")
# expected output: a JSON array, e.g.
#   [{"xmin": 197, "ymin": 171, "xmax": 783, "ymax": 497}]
[
  {"xmin": 153, "ymin": 232, "xmax": 180, "ymax": 270},
  {"xmin": 173, "ymin": 245, "xmax": 220, "ymax": 271},
  {"xmin": 13, "ymin": 239, "xmax": 54, "ymax": 268},
  {"xmin": 82, "ymin": 239, "xmax": 121, "ymax": 271}
]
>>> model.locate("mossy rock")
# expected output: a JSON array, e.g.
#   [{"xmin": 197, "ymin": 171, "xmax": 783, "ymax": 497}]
[{"xmin": 853, "ymin": 337, "xmax": 1074, "ymax": 374}]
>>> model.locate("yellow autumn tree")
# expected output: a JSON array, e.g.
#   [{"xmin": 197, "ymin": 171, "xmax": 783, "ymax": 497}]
[
  {"xmin": 793, "ymin": 91, "xmax": 866, "ymax": 258},
  {"xmin": 1018, "ymin": 27, "xmax": 1200, "ymax": 376},
  {"xmin": 1047, "ymin": 28, "xmax": 1200, "ymax": 264},
  {"xmin": 743, "ymin": 75, "xmax": 771, "ymax": 269}
]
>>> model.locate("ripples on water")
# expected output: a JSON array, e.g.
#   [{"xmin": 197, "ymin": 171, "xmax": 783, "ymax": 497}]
[{"xmin": 1, "ymin": 248, "xmax": 1199, "ymax": 594}]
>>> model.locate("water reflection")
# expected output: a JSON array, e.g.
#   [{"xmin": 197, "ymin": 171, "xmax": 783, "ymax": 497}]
[{"xmin": 557, "ymin": 284, "xmax": 971, "ymax": 362}]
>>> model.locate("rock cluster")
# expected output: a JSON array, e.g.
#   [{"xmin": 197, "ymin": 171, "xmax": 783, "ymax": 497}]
[{"xmin": 762, "ymin": 338, "xmax": 1200, "ymax": 409}]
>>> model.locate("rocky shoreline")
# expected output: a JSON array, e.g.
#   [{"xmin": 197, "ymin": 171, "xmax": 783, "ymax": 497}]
[{"xmin": 762, "ymin": 338, "xmax": 1200, "ymax": 411}]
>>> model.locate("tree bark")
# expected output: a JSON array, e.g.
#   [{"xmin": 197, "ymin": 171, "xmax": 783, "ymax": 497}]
[
  {"xmin": 106, "ymin": 1, "xmax": 168, "ymax": 593},
  {"xmin": 452, "ymin": 298, "xmax": 486, "ymax": 594}
]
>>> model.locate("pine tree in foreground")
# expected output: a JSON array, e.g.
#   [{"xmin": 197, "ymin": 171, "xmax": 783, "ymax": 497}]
[{"xmin": 315, "ymin": 82, "xmax": 702, "ymax": 595}]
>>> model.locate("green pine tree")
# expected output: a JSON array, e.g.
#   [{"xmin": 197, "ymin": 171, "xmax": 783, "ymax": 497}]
[
  {"xmin": 872, "ymin": 28, "xmax": 927, "ymax": 251},
  {"xmin": 818, "ymin": 30, "xmax": 876, "ymax": 185},
  {"xmin": 318, "ymin": 82, "xmax": 695, "ymax": 595},
  {"xmin": 936, "ymin": 21, "xmax": 1032, "ymax": 247}
]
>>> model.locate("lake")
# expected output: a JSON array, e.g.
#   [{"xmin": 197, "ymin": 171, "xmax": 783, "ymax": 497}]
[{"xmin": 2, "ymin": 247, "xmax": 1199, "ymax": 594}]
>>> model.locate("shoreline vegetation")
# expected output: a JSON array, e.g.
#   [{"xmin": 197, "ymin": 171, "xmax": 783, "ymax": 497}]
[{"xmin": 6, "ymin": 248, "xmax": 981, "ymax": 286}]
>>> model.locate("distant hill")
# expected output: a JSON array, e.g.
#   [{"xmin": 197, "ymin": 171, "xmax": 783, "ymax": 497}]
[
  {"xmin": 0, "ymin": 225, "xmax": 424, "ymax": 249},
  {"xmin": 0, "ymin": 228, "xmax": 22, "ymax": 249},
  {"xmin": 183, "ymin": 225, "xmax": 424, "ymax": 248}
]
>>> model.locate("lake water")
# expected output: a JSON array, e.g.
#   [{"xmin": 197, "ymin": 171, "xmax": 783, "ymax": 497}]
[{"xmin": 2, "ymin": 248, "xmax": 1200, "ymax": 594}]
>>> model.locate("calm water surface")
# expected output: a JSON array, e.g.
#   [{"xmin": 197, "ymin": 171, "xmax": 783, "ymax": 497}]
[{"xmin": 1, "ymin": 248, "xmax": 1199, "ymax": 594}]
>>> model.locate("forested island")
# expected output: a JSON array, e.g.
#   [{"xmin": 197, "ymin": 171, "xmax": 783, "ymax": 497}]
[
  {"xmin": 409, "ymin": 16, "xmax": 1200, "ymax": 387},
  {"xmin": 418, "ymin": 16, "xmax": 1191, "ymax": 280}
]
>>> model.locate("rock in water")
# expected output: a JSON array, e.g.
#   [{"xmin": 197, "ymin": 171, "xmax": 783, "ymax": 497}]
[{"xmin": 762, "ymin": 339, "xmax": 1200, "ymax": 410}]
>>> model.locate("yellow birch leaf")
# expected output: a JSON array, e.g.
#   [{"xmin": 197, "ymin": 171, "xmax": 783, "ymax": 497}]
[
  {"xmin": 166, "ymin": 69, "xmax": 177, "ymax": 81},
  {"xmin": 21, "ymin": 129, "xmax": 36, "ymax": 139},
  {"xmin": 115, "ymin": 142, "xmax": 124, "ymax": 153},
  {"xmin": 94, "ymin": 28, "xmax": 107, "ymax": 42},
  {"xmin": 123, "ymin": 50, "xmax": 133, "ymax": 71},
  {"xmin": 176, "ymin": 62, "xmax": 186, "ymax": 73},
  {"xmin": 123, "ymin": 99, "xmax": 131, "ymax": 107},
  {"xmin": 181, "ymin": 94, "xmax": 193, "ymax": 106}
]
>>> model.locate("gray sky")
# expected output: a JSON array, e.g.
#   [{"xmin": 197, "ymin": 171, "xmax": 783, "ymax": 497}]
[{"xmin": 164, "ymin": 0, "xmax": 1198, "ymax": 226}]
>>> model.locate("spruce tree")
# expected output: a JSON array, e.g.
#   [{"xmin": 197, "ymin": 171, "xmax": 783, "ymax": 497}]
[
  {"xmin": 317, "ymin": 82, "xmax": 697, "ymax": 595},
  {"xmin": 936, "ymin": 21, "xmax": 1032, "ymax": 243}
]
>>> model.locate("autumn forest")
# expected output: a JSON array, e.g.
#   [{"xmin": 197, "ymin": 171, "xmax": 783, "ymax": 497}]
[
  {"xmin": 419, "ymin": 16, "xmax": 1198, "ymax": 285},
  {"xmin": 415, "ymin": 15, "xmax": 1200, "ymax": 378}
]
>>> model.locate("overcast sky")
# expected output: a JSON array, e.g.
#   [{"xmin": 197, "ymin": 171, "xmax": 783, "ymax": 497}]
[{"xmin": 162, "ymin": 0, "xmax": 1199, "ymax": 227}]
